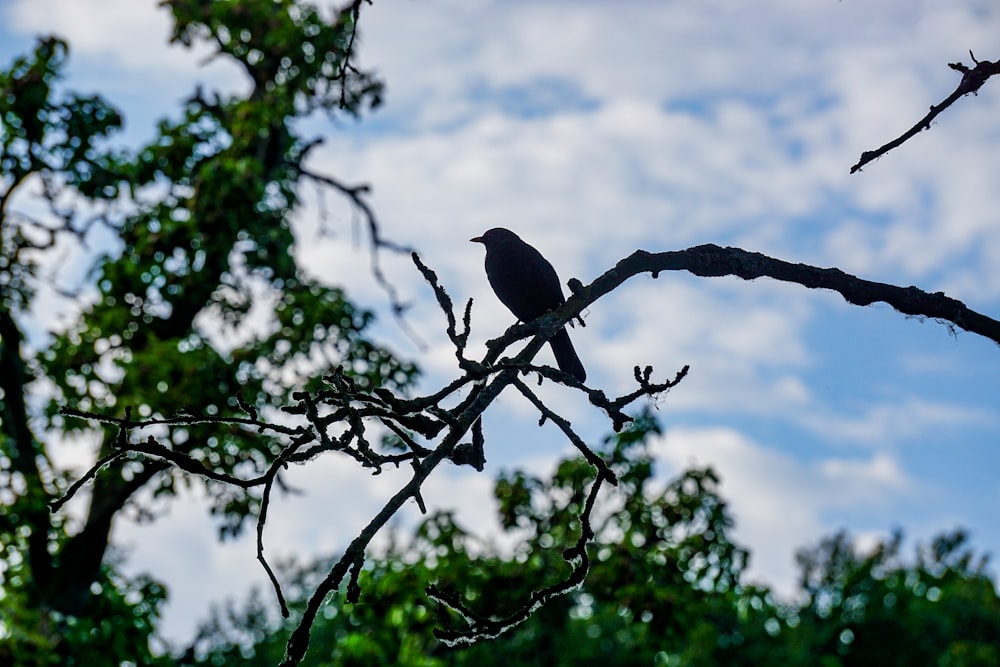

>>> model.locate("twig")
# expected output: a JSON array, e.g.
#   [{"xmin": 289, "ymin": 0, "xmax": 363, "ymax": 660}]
[
  {"xmin": 512, "ymin": 377, "xmax": 616, "ymax": 483},
  {"xmin": 412, "ymin": 251, "xmax": 474, "ymax": 366},
  {"xmin": 429, "ymin": 469, "xmax": 613, "ymax": 645},
  {"xmin": 851, "ymin": 53, "xmax": 1000, "ymax": 173}
]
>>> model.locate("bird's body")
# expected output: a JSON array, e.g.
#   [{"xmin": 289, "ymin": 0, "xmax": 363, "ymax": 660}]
[{"xmin": 471, "ymin": 228, "xmax": 586, "ymax": 382}]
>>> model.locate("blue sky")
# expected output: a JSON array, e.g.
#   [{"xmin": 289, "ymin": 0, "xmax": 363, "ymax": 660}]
[{"xmin": 4, "ymin": 0, "xmax": 1000, "ymax": 646}]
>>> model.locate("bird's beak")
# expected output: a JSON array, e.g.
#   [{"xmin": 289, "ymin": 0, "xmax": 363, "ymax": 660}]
[{"xmin": 470, "ymin": 236, "xmax": 484, "ymax": 244}]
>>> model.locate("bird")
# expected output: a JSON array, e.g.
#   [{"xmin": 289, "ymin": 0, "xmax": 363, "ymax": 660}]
[{"xmin": 470, "ymin": 227, "xmax": 586, "ymax": 382}]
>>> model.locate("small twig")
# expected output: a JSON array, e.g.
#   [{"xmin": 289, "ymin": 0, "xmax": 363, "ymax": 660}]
[
  {"xmin": 335, "ymin": 0, "xmax": 368, "ymax": 110},
  {"xmin": 851, "ymin": 53, "xmax": 1000, "ymax": 173},
  {"xmin": 430, "ymin": 469, "xmax": 613, "ymax": 645},
  {"xmin": 411, "ymin": 251, "xmax": 473, "ymax": 361},
  {"xmin": 512, "ymin": 377, "xmax": 617, "ymax": 484},
  {"xmin": 257, "ymin": 469, "xmax": 289, "ymax": 617},
  {"xmin": 293, "ymin": 164, "xmax": 425, "ymax": 347},
  {"xmin": 346, "ymin": 554, "xmax": 364, "ymax": 603},
  {"xmin": 48, "ymin": 449, "xmax": 127, "ymax": 512}
]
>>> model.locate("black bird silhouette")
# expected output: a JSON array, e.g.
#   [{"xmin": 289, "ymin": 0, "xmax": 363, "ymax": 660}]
[{"xmin": 470, "ymin": 227, "xmax": 586, "ymax": 382}]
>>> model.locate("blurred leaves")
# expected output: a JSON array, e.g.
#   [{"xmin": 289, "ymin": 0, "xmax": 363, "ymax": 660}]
[
  {"xmin": 188, "ymin": 413, "xmax": 752, "ymax": 666},
  {"xmin": 190, "ymin": 422, "xmax": 1000, "ymax": 666},
  {"xmin": 1, "ymin": 1, "xmax": 405, "ymax": 664}
]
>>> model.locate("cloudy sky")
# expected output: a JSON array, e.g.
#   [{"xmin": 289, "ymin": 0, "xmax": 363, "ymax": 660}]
[{"xmin": 4, "ymin": 0, "xmax": 1000, "ymax": 647}]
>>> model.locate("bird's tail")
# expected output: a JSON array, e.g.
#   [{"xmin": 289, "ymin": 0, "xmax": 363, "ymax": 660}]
[{"xmin": 549, "ymin": 328, "xmax": 586, "ymax": 382}]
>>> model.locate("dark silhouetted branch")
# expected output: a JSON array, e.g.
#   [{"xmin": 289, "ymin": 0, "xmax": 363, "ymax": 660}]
[
  {"xmin": 58, "ymin": 240, "xmax": 998, "ymax": 667},
  {"xmin": 429, "ymin": 467, "xmax": 613, "ymax": 645},
  {"xmin": 851, "ymin": 52, "xmax": 1000, "ymax": 173},
  {"xmin": 581, "ymin": 245, "xmax": 999, "ymax": 346}
]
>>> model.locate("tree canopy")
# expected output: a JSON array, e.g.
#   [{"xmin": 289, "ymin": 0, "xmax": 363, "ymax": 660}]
[
  {"xmin": 188, "ymin": 421, "xmax": 1000, "ymax": 667},
  {"xmin": 2, "ymin": 1, "xmax": 411, "ymax": 663}
]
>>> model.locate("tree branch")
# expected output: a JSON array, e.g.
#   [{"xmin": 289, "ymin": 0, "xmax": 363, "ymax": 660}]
[
  {"xmin": 56, "ymin": 242, "xmax": 998, "ymax": 666},
  {"xmin": 429, "ymin": 467, "xmax": 613, "ymax": 645},
  {"xmin": 549, "ymin": 244, "xmax": 999, "ymax": 346},
  {"xmin": 851, "ymin": 52, "xmax": 1000, "ymax": 173},
  {"xmin": 294, "ymin": 163, "xmax": 416, "ymax": 316}
]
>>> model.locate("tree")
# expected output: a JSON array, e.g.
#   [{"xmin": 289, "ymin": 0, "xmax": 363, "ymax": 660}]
[
  {"xmin": 696, "ymin": 529, "xmax": 1000, "ymax": 667},
  {"xmin": 1, "ymin": 1, "xmax": 411, "ymax": 664},
  {"xmin": 776, "ymin": 528, "xmax": 1000, "ymax": 666},
  {"xmin": 189, "ymin": 424, "xmax": 1000, "ymax": 667},
  {"xmin": 0, "ymin": 36, "xmax": 174, "ymax": 667},
  {"xmin": 188, "ymin": 414, "xmax": 760, "ymax": 667}
]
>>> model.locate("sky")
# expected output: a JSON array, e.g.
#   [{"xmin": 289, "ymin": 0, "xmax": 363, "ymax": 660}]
[{"xmin": 3, "ymin": 0, "xmax": 1000, "ymax": 648}]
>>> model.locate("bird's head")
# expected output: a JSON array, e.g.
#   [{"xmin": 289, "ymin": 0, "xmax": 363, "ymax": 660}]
[{"xmin": 470, "ymin": 227, "xmax": 520, "ymax": 247}]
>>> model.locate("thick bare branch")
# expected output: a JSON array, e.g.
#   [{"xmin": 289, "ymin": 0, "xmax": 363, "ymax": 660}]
[{"xmin": 560, "ymin": 244, "xmax": 999, "ymax": 346}]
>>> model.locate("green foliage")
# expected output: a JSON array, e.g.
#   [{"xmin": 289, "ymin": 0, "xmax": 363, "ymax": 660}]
[
  {"xmin": 774, "ymin": 529, "xmax": 999, "ymax": 667},
  {"xmin": 0, "ymin": 36, "xmax": 123, "ymax": 188},
  {"xmin": 0, "ymin": 36, "xmax": 124, "ymax": 310},
  {"xmin": 672, "ymin": 529, "xmax": 1000, "ymax": 667},
  {"xmin": 190, "ymin": 413, "xmax": 756, "ymax": 666},
  {"xmin": 191, "ymin": 413, "xmax": 1000, "ymax": 667},
  {"xmin": 165, "ymin": 0, "xmax": 383, "ymax": 115},
  {"xmin": 0, "ymin": 560, "xmax": 170, "ymax": 667},
  {"xmin": 34, "ymin": 0, "xmax": 414, "ymax": 535},
  {"xmin": 1, "ymin": 1, "xmax": 410, "ymax": 664}
]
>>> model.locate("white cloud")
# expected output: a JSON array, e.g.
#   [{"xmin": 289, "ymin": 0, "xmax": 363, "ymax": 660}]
[
  {"xmin": 797, "ymin": 397, "xmax": 996, "ymax": 447},
  {"xmin": 6, "ymin": 0, "xmax": 217, "ymax": 72},
  {"xmin": 118, "ymin": 489, "xmax": 271, "ymax": 645},
  {"xmin": 589, "ymin": 277, "xmax": 814, "ymax": 416},
  {"xmin": 819, "ymin": 453, "xmax": 910, "ymax": 496}
]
